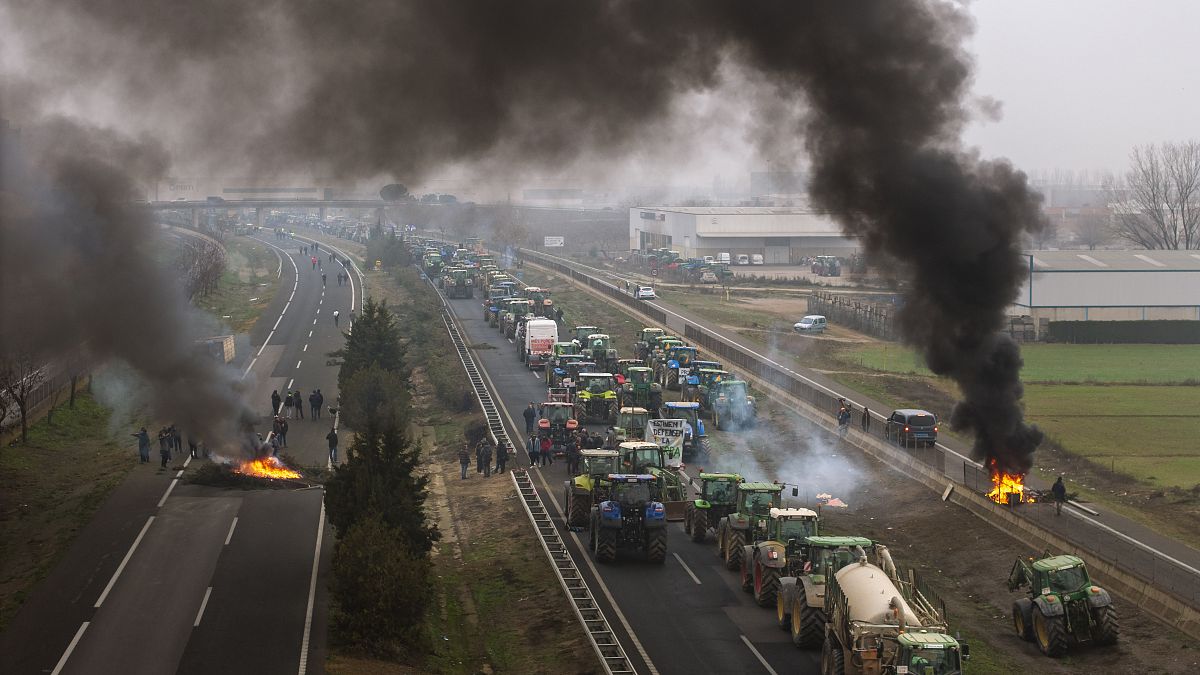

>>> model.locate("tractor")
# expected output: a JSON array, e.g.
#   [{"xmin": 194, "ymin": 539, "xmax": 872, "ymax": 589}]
[
  {"xmin": 693, "ymin": 368, "xmax": 730, "ymax": 411},
  {"xmin": 778, "ymin": 535, "xmax": 874, "ymax": 649},
  {"xmin": 634, "ymin": 327, "xmax": 665, "ymax": 362},
  {"xmin": 523, "ymin": 286, "xmax": 554, "ymax": 318},
  {"xmin": 548, "ymin": 354, "xmax": 589, "ymax": 388},
  {"xmin": 545, "ymin": 343, "xmax": 580, "ymax": 384},
  {"xmin": 1008, "ymin": 554, "xmax": 1118, "ymax": 657},
  {"xmin": 617, "ymin": 441, "xmax": 687, "ymax": 520},
  {"xmin": 584, "ymin": 334, "xmax": 619, "ymax": 373},
  {"xmin": 683, "ymin": 472, "xmax": 742, "ymax": 543},
  {"xmin": 605, "ymin": 407, "xmax": 651, "ymax": 449},
  {"xmin": 570, "ymin": 325, "xmax": 602, "ymax": 349},
  {"xmin": 563, "ymin": 449, "xmax": 620, "ymax": 528},
  {"xmin": 656, "ymin": 345, "xmax": 698, "ymax": 391},
  {"xmin": 648, "ymin": 337, "xmax": 684, "ymax": 372},
  {"xmin": 613, "ymin": 358, "xmax": 645, "ymax": 385},
  {"xmin": 739, "ymin": 508, "xmax": 820, "ymax": 608},
  {"xmin": 659, "ymin": 401, "xmax": 709, "ymax": 461},
  {"xmin": 715, "ymin": 482, "xmax": 782, "ymax": 571},
  {"xmin": 681, "ymin": 360, "xmax": 722, "ymax": 401},
  {"xmin": 500, "ymin": 299, "xmax": 534, "ymax": 339},
  {"xmin": 710, "ymin": 379, "xmax": 757, "ymax": 430},
  {"xmin": 444, "ymin": 267, "xmax": 474, "ymax": 299},
  {"xmin": 560, "ymin": 361, "xmax": 598, "ymax": 400},
  {"xmin": 537, "ymin": 402, "xmax": 579, "ymax": 456},
  {"xmin": 575, "ymin": 372, "xmax": 619, "ymax": 423},
  {"xmin": 588, "ymin": 474, "xmax": 668, "ymax": 564},
  {"xmin": 422, "ymin": 252, "xmax": 443, "ymax": 275},
  {"xmin": 619, "ymin": 366, "xmax": 663, "ymax": 411}
]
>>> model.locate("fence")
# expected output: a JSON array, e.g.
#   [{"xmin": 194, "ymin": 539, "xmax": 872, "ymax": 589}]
[{"xmin": 807, "ymin": 291, "xmax": 898, "ymax": 340}]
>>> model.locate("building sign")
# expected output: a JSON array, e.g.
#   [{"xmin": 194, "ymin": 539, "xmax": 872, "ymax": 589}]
[
  {"xmin": 640, "ymin": 211, "xmax": 666, "ymax": 221},
  {"xmin": 543, "ymin": 236, "xmax": 565, "ymax": 247}
]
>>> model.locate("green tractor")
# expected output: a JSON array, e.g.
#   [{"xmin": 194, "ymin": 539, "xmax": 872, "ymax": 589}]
[
  {"xmin": 575, "ymin": 372, "xmax": 619, "ymax": 423},
  {"xmin": 683, "ymin": 472, "xmax": 742, "ymax": 543},
  {"xmin": 659, "ymin": 401, "xmax": 709, "ymax": 462},
  {"xmin": 634, "ymin": 327, "xmax": 665, "ymax": 362},
  {"xmin": 739, "ymin": 508, "xmax": 820, "ymax": 608},
  {"xmin": 648, "ymin": 337, "xmax": 684, "ymax": 372},
  {"xmin": 546, "ymin": 343, "xmax": 581, "ymax": 385},
  {"xmin": 693, "ymin": 368, "xmax": 730, "ymax": 410},
  {"xmin": 563, "ymin": 449, "xmax": 621, "ymax": 528},
  {"xmin": 444, "ymin": 267, "xmax": 474, "ymax": 298},
  {"xmin": 605, "ymin": 407, "xmax": 652, "ymax": 449},
  {"xmin": 681, "ymin": 360, "xmax": 722, "ymax": 401},
  {"xmin": 422, "ymin": 252, "xmax": 443, "ymax": 275},
  {"xmin": 548, "ymin": 354, "xmax": 589, "ymax": 388},
  {"xmin": 619, "ymin": 366, "xmax": 663, "ymax": 411},
  {"xmin": 1008, "ymin": 554, "xmax": 1118, "ymax": 657},
  {"xmin": 501, "ymin": 298, "xmax": 534, "ymax": 339},
  {"xmin": 778, "ymin": 535, "xmax": 875, "ymax": 648},
  {"xmin": 710, "ymin": 379, "xmax": 757, "ymax": 430},
  {"xmin": 588, "ymin": 474, "xmax": 668, "ymax": 564},
  {"xmin": 715, "ymin": 482, "xmax": 782, "ymax": 571},
  {"xmin": 585, "ymin": 333, "xmax": 619, "ymax": 373},
  {"xmin": 617, "ymin": 441, "xmax": 686, "ymax": 520},
  {"xmin": 570, "ymin": 325, "xmax": 602, "ymax": 348}
]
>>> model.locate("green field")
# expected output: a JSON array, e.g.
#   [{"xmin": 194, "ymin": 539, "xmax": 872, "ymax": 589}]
[{"xmin": 841, "ymin": 343, "xmax": 1200, "ymax": 384}]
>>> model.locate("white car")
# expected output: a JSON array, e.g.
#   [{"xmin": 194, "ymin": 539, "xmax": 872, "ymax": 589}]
[
  {"xmin": 635, "ymin": 286, "xmax": 656, "ymax": 299},
  {"xmin": 736, "ymin": 254, "xmax": 750, "ymax": 265},
  {"xmin": 793, "ymin": 315, "xmax": 828, "ymax": 332}
]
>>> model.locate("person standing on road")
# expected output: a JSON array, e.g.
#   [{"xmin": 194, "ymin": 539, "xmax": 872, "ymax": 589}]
[
  {"xmin": 311, "ymin": 255, "xmax": 318, "ymax": 270},
  {"xmin": 540, "ymin": 436, "xmax": 553, "ymax": 467},
  {"xmin": 475, "ymin": 439, "xmax": 486, "ymax": 474},
  {"xmin": 271, "ymin": 389, "xmax": 282, "ymax": 416},
  {"xmin": 321, "ymin": 272, "xmax": 327, "ymax": 288},
  {"xmin": 293, "ymin": 389, "xmax": 305, "ymax": 419},
  {"xmin": 458, "ymin": 444, "xmax": 470, "ymax": 479},
  {"xmin": 333, "ymin": 310, "xmax": 340, "ymax": 326},
  {"xmin": 327, "ymin": 428, "xmax": 339, "ymax": 465},
  {"xmin": 133, "ymin": 427, "xmax": 151, "ymax": 463},
  {"xmin": 309, "ymin": 391, "xmax": 320, "ymax": 420},
  {"xmin": 495, "ymin": 441, "xmax": 508, "ymax": 474},
  {"xmin": 315, "ymin": 390, "xmax": 324, "ymax": 419},
  {"xmin": 523, "ymin": 402, "xmax": 537, "ymax": 434},
  {"xmin": 283, "ymin": 391, "xmax": 294, "ymax": 419},
  {"xmin": 171, "ymin": 425, "xmax": 182, "ymax": 454},
  {"xmin": 481, "ymin": 441, "xmax": 493, "ymax": 477},
  {"xmin": 158, "ymin": 428, "xmax": 171, "ymax": 467},
  {"xmin": 861, "ymin": 406, "xmax": 871, "ymax": 432},
  {"xmin": 1052, "ymin": 476, "xmax": 1067, "ymax": 515},
  {"xmin": 273, "ymin": 416, "xmax": 288, "ymax": 447},
  {"xmin": 528, "ymin": 436, "xmax": 540, "ymax": 468},
  {"xmin": 555, "ymin": 307, "xmax": 564, "ymax": 323}
]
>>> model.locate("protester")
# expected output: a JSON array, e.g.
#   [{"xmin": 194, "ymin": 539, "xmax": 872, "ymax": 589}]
[
  {"xmin": 333, "ymin": 310, "xmax": 340, "ymax": 326},
  {"xmin": 171, "ymin": 425, "xmax": 182, "ymax": 454},
  {"xmin": 326, "ymin": 428, "xmax": 339, "ymax": 464},
  {"xmin": 540, "ymin": 436, "xmax": 553, "ymax": 467},
  {"xmin": 321, "ymin": 272, "xmax": 327, "ymax": 288},
  {"xmin": 523, "ymin": 402, "xmax": 537, "ymax": 434},
  {"xmin": 273, "ymin": 415, "xmax": 288, "ymax": 447},
  {"xmin": 309, "ymin": 390, "xmax": 320, "ymax": 420},
  {"xmin": 315, "ymin": 390, "xmax": 325, "ymax": 419},
  {"xmin": 458, "ymin": 444, "xmax": 470, "ymax": 479},
  {"xmin": 132, "ymin": 427, "xmax": 151, "ymax": 463},
  {"xmin": 1052, "ymin": 476, "xmax": 1067, "ymax": 515},
  {"xmin": 481, "ymin": 441, "xmax": 493, "ymax": 478},
  {"xmin": 283, "ymin": 391, "xmax": 295, "ymax": 419},
  {"xmin": 528, "ymin": 436, "xmax": 540, "ymax": 467},
  {"xmin": 271, "ymin": 389, "xmax": 282, "ymax": 416},
  {"xmin": 158, "ymin": 427, "xmax": 171, "ymax": 467},
  {"xmin": 495, "ymin": 441, "xmax": 508, "ymax": 474},
  {"xmin": 476, "ymin": 439, "xmax": 486, "ymax": 474},
  {"xmin": 293, "ymin": 389, "xmax": 305, "ymax": 419}
]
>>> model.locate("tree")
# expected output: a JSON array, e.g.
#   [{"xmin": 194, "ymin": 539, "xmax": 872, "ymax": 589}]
[
  {"xmin": 338, "ymin": 365, "xmax": 410, "ymax": 432},
  {"xmin": 1074, "ymin": 212, "xmax": 1113, "ymax": 250},
  {"xmin": 1107, "ymin": 141, "xmax": 1200, "ymax": 249},
  {"xmin": 329, "ymin": 298, "xmax": 406, "ymax": 392},
  {"xmin": 0, "ymin": 348, "xmax": 45, "ymax": 443}
]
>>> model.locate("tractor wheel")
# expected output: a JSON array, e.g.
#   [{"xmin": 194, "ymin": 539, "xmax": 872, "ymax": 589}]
[
  {"xmin": 754, "ymin": 564, "xmax": 780, "ymax": 607},
  {"xmin": 713, "ymin": 410, "xmax": 723, "ymax": 431},
  {"xmin": 691, "ymin": 509, "xmax": 708, "ymax": 543},
  {"xmin": 683, "ymin": 504, "xmax": 693, "ymax": 536},
  {"xmin": 776, "ymin": 588, "xmax": 791, "ymax": 631},
  {"xmin": 646, "ymin": 528, "xmax": 667, "ymax": 564},
  {"xmin": 667, "ymin": 370, "xmax": 679, "ymax": 391},
  {"xmin": 651, "ymin": 392, "xmax": 663, "ymax": 411},
  {"xmin": 724, "ymin": 529, "xmax": 745, "ymax": 570},
  {"xmin": 1092, "ymin": 604, "xmax": 1119, "ymax": 645},
  {"xmin": 607, "ymin": 401, "xmax": 619, "ymax": 423},
  {"xmin": 715, "ymin": 521, "xmax": 727, "ymax": 560},
  {"xmin": 1012, "ymin": 599, "xmax": 1034, "ymax": 642},
  {"xmin": 594, "ymin": 527, "xmax": 617, "ymax": 564},
  {"xmin": 1033, "ymin": 605, "xmax": 1068, "ymax": 657},
  {"xmin": 740, "ymin": 554, "xmax": 754, "ymax": 593},
  {"xmin": 791, "ymin": 585, "xmax": 825, "ymax": 648},
  {"xmin": 821, "ymin": 636, "xmax": 845, "ymax": 675},
  {"xmin": 696, "ymin": 437, "xmax": 712, "ymax": 463},
  {"xmin": 567, "ymin": 492, "xmax": 591, "ymax": 528}
]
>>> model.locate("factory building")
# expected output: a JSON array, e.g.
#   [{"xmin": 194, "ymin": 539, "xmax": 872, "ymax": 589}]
[
  {"xmin": 628, "ymin": 206, "xmax": 858, "ymax": 263},
  {"xmin": 1013, "ymin": 250, "xmax": 1200, "ymax": 321}
]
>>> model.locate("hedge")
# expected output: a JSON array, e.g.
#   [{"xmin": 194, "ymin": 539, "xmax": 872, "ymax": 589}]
[{"xmin": 1047, "ymin": 320, "xmax": 1200, "ymax": 344}]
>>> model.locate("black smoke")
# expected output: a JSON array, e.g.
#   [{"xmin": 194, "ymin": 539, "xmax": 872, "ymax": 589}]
[{"xmin": 3, "ymin": 0, "xmax": 1043, "ymax": 471}]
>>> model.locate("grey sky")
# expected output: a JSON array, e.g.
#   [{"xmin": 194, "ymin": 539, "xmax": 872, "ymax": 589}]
[{"xmin": 964, "ymin": 0, "xmax": 1200, "ymax": 176}]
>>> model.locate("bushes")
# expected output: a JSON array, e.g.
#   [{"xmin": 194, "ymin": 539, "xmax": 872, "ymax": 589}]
[{"xmin": 1047, "ymin": 320, "xmax": 1200, "ymax": 344}]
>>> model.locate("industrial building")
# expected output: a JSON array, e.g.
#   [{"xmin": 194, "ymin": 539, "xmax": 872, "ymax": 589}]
[
  {"xmin": 628, "ymin": 206, "xmax": 858, "ymax": 263},
  {"xmin": 1013, "ymin": 250, "xmax": 1200, "ymax": 321}
]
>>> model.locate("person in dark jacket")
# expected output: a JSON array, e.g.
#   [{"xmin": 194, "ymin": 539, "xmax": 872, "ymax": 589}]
[
  {"xmin": 283, "ymin": 391, "xmax": 295, "ymax": 419},
  {"xmin": 861, "ymin": 406, "xmax": 871, "ymax": 432},
  {"xmin": 315, "ymin": 390, "xmax": 325, "ymax": 419},
  {"xmin": 481, "ymin": 441, "xmax": 493, "ymax": 478},
  {"xmin": 476, "ymin": 439, "xmax": 486, "ymax": 474},
  {"xmin": 523, "ymin": 402, "xmax": 537, "ymax": 434},
  {"xmin": 494, "ymin": 441, "xmax": 508, "ymax": 474},
  {"xmin": 171, "ymin": 425, "xmax": 182, "ymax": 453},
  {"xmin": 273, "ymin": 416, "xmax": 288, "ymax": 447},
  {"xmin": 458, "ymin": 444, "xmax": 470, "ymax": 479},
  {"xmin": 157, "ymin": 427, "xmax": 171, "ymax": 467},
  {"xmin": 326, "ymin": 428, "xmax": 339, "ymax": 464},
  {"xmin": 133, "ymin": 427, "xmax": 151, "ymax": 463},
  {"xmin": 1052, "ymin": 476, "xmax": 1067, "ymax": 515},
  {"xmin": 293, "ymin": 389, "xmax": 304, "ymax": 419},
  {"xmin": 309, "ymin": 391, "xmax": 320, "ymax": 420},
  {"xmin": 271, "ymin": 390, "xmax": 282, "ymax": 416}
]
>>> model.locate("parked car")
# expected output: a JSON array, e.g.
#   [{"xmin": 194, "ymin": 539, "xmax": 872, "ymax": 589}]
[
  {"xmin": 635, "ymin": 286, "xmax": 657, "ymax": 299},
  {"xmin": 793, "ymin": 315, "xmax": 827, "ymax": 332},
  {"xmin": 699, "ymin": 271, "xmax": 719, "ymax": 284},
  {"xmin": 884, "ymin": 409, "xmax": 939, "ymax": 447},
  {"xmin": 717, "ymin": 252, "xmax": 731, "ymax": 265},
  {"xmin": 750, "ymin": 254, "xmax": 764, "ymax": 265},
  {"xmin": 703, "ymin": 255, "xmax": 715, "ymax": 264},
  {"xmin": 736, "ymin": 254, "xmax": 750, "ymax": 265}
]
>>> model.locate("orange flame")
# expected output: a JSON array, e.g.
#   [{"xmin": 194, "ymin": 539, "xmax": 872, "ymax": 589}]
[
  {"xmin": 987, "ymin": 463, "xmax": 1034, "ymax": 505},
  {"xmin": 235, "ymin": 456, "xmax": 302, "ymax": 480}
]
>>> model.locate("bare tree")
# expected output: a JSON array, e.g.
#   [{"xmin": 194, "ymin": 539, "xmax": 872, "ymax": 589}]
[
  {"xmin": 1073, "ymin": 212, "xmax": 1114, "ymax": 250},
  {"xmin": 0, "ymin": 349, "xmax": 45, "ymax": 443},
  {"xmin": 1107, "ymin": 141, "xmax": 1200, "ymax": 249}
]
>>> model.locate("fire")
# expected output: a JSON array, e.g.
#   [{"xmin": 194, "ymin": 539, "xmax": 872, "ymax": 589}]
[
  {"xmin": 987, "ymin": 465, "xmax": 1034, "ymax": 505},
  {"xmin": 235, "ymin": 456, "xmax": 302, "ymax": 480}
]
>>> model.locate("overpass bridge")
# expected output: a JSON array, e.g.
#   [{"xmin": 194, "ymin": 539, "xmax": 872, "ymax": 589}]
[{"xmin": 142, "ymin": 198, "xmax": 391, "ymax": 228}]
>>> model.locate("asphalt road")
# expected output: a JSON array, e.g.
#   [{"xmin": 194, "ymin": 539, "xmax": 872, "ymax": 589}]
[
  {"xmin": 0, "ymin": 234, "xmax": 353, "ymax": 675},
  {"xmin": 441, "ymin": 292, "xmax": 821, "ymax": 675}
]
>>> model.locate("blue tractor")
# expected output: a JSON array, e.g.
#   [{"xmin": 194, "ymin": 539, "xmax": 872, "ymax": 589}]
[
  {"xmin": 659, "ymin": 401, "xmax": 710, "ymax": 462},
  {"xmin": 589, "ymin": 474, "xmax": 668, "ymax": 564}
]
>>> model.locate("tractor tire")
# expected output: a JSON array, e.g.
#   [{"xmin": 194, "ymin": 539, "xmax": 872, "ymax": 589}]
[
  {"xmin": 683, "ymin": 504, "xmax": 693, "ymax": 536},
  {"xmin": 724, "ymin": 528, "xmax": 745, "ymax": 570},
  {"xmin": 713, "ymin": 410, "xmax": 723, "ymax": 431},
  {"xmin": 754, "ymin": 564, "xmax": 780, "ymax": 607},
  {"xmin": 646, "ymin": 528, "xmax": 667, "ymax": 564},
  {"xmin": 740, "ymin": 555, "xmax": 754, "ymax": 593},
  {"xmin": 696, "ymin": 437, "xmax": 712, "ymax": 463},
  {"xmin": 691, "ymin": 509, "xmax": 708, "ymax": 543},
  {"xmin": 594, "ymin": 527, "xmax": 617, "ymax": 564},
  {"xmin": 1012, "ymin": 599, "xmax": 1034, "ymax": 642},
  {"xmin": 791, "ymin": 585, "xmax": 825, "ymax": 648},
  {"xmin": 1092, "ymin": 604, "xmax": 1119, "ymax": 645},
  {"xmin": 821, "ymin": 636, "xmax": 845, "ymax": 675},
  {"xmin": 567, "ymin": 492, "xmax": 590, "ymax": 528},
  {"xmin": 776, "ymin": 588, "xmax": 791, "ymax": 631},
  {"xmin": 666, "ymin": 370, "xmax": 679, "ymax": 391},
  {"xmin": 607, "ymin": 401, "xmax": 619, "ymax": 423},
  {"xmin": 1033, "ymin": 605, "xmax": 1068, "ymax": 657},
  {"xmin": 715, "ymin": 521, "xmax": 727, "ymax": 560}
]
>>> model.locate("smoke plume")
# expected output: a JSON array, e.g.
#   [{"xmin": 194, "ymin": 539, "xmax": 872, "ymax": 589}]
[{"xmin": 2, "ymin": 0, "xmax": 1043, "ymax": 470}]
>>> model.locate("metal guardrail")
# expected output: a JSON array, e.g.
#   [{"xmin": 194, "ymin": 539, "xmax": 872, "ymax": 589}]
[{"xmin": 427, "ymin": 272, "xmax": 635, "ymax": 675}]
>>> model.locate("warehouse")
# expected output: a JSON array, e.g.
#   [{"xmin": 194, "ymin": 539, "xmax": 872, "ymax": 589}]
[
  {"xmin": 1013, "ymin": 250, "xmax": 1200, "ymax": 321},
  {"xmin": 628, "ymin": 206, "xmax": 858, "ymax": 263}
]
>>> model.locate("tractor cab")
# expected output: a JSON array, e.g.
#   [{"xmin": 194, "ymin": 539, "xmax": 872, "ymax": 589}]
[
  {"xmin": 660, "ymin": 401, "xmax": 706, "ymax": 459},
  {"xmin": 562, "ymin": 360, "xmax": 597, "ymax": 389},
  {"xmin": 523, "ymin": 287, "xmax": 554, "ymax": 317},
  {"xmin": 635, "ymin": 327, "xmax": 666, "ymax": 360},
  {"xmin": 694, "ymin": 368, "xmax": 731, "ymax": 407},
  {"xmin": 576, "ymin": 372, "xmax": 619, "ymax": 423},
  {"xmin": 699, "ymin": 473, "xmax": 742, "ymax": 506},
  {"xmin": 618, "ymin": 441, "xmax": 666, "ymax": 474},
  {"xmin": 683, "ymin": 360, "xmax": 723, "ymax": 392},
  {"xmin": 606, "ymin": 407, "xmax": 651, "ymax": 448},
  {"xmin": 710, "ymin": 379, "xmax": 757, "ymax": 430},
  {"xmin": 619, "ymin": 366, "xmax": 663, "ymax": 411},
  {"xmin": 538, "ymin": 402, "xmax": 578, "ymax": 427},
  {"xmin": 894, "ymin": 633, "xmax": 964, "ymax": 675},
  {"xmin": 614, "ymin": 358, "xmax": 644, "ymax": 384},
  {"xmin": 802, "ymin": 536, "xmax": 874, "ymax": 577},
  {"xmin": 571, "ymin": 325, "xmax": 601, "ymax": 347},
  {"xmin": 586, "ymin": 334, "xmax": 618, "ymax": 371},
  {"xmin": 579, "ymin": 449, "xmax": 620, "ymax": 478},
  {"xmin": 738, "ymin": 482, "xmax": 784, "ymax": 519},
  {"xmin": 766, "ymin": 508, "xmax": 819, "ymax": 546}
]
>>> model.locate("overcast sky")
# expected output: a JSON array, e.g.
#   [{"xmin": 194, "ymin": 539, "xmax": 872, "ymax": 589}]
[{"xmin": 964, "ymin": 0, "xmax": 1200, "ymax": 177}]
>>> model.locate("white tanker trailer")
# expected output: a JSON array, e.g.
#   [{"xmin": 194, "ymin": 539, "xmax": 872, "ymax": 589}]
[{"xmin": 822, "ymin": 548, "xmax": 969, "ymax": 675}]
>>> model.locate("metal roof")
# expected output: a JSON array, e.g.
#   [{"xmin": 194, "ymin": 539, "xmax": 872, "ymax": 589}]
[{"xmin": 1028, "ymin": 250, "xmax": 1200, "ymax": 272}]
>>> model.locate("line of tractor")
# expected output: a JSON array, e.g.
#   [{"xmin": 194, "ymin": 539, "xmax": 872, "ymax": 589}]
[{"xmin": 414, "ymin": 236, "xmax": 1121, "ymax": 673}]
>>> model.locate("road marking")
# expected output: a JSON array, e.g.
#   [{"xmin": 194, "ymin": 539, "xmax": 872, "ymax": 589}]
[
  {"xmin": 95, "ymin": 517, "xmax": 155, "ymax": 607},
  {"xmin": 242, "ymin": 357, "xmax": 258, "ymax": 379},
  {"xmin": 51, "ymin": 621, "xmax": 89, "ymax": 675},
  {"xmin": 273, "ymin": 315, "xmax": 283, "ymax": 331},
  {"xmin": 287, "ymin": 378, "xmax": 294, "ymax": 389},
  {"xmin": 673, "ymin": 553, "xmax": 702, "ymax": 584},
  {"xmin": 740, "ymin": 635, "xmax": 778, "ymax": 675},
  {"xmin": 297, "ymin": 501, "xmax": 327, "ymax": 675},
  {"xmin": 158, "ymin": 479, "xmax": 179, "ymax": 508},
  {"xmin": 296, "ymin": 360, "xmax": 302, "ymax": 369},
  {"xmin": 308, "ymin": 330, "xmax": 313, "ymax": 338},
  {"xmin": 175, "ymin": 469, "xmax": 184, "ymax": 478},
  {"xmin": 184, "ymin": 455, "xmax": 192, "ymax": 468},
  {"xmin": 303, "ymin": 344, "xmax": 308, "ymax": 352},
  {"xmin": 225, "ymin": 517, "xmax": 238, "ymax": 545},
  {"xmin": 315, "ymin": 308, "xmax": 320, "ymax": 314},
  {"xmin": 193, "ymin": 587, "xmax": 213, "ymax": 627},
  {"xmin": 284, "ymin": 301, "xmax": 291, "ymax": 313}
]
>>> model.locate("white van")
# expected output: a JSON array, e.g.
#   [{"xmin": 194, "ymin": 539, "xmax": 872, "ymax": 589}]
[
  {"xmin": 717, "ymin": 252, "xmax": 731, "ymax": 265},
  {"xmin": 524, "ymin": 318, "xmax": 559, "ymax": 369},
  {"xmin": 750, "ymin": 254, "xmax": 764, "ymax": 265},
  {"xmin": 703, "ymin": 255, "xmax": 715, "ymax": 264},
  {"xmin": 792, "ymin": 315, "xmax": 827, "ymax": 333},
  {"xmin": 736, "ymin": 254, "xmax": 750, "ymax": 265}
]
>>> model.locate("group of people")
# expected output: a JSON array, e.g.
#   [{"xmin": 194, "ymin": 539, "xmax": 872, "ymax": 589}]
[
  {"xmin": 458, "ymin": 436, "xmax": 511, "ymax": 478},
  {"xmin": 834, "ymin": 397, "xmax": 871, "ymax": 435},
  {"xmin": 132, "ymin": 424, "xmax": 200, "ymax": 467},
  {"xmin": 271, "ymin": 389, "xmax": 325, "ymax": 420}
]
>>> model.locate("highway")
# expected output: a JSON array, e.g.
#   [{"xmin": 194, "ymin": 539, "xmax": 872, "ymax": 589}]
[{"xmin": 0, "ymin": 235, "xmax": 357, "ymax": 675}]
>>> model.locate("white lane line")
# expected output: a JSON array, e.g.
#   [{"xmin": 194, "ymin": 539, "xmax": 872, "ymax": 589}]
[
  {"xmin": 225, "ymin": 517, "xmax": 239, "ymax": 545},
  {"xmin": 193, "ymin": 586, "xmax": 213, "ymax": 627},
  {"xmin": 287, "ymin": 378, "xmax": 294, "ymax": 389},
  {"xmin": 184, "ymin": 455, "xmax": 193, "ymax": 468},
  {"xmin": 158, "ymin": 479, "xmax": 179, "ymax": 508},
  {"xmin": 51, "ymin": 621, "xmax": 89, "ymax": 675},
  {"xmin": 295, "ymin": 360, "xmax": 302, "ymax": 369},
  {"xmin": 315, "ymin": 308, "xmax": 320, "ymax": 315},
  {"xmin": 283, "ymin": 301, "xmax": 291, "ymax": 313},
  {"xmin": 308, "ymin": 330, "xmax": 312, "ymax": 338},
  {"xmin": 673, "ymin": 553, "xmax": 701, "ymax": 585},
  {"xmin": 531, "ymin": 371, "xmax": 539, "ymax": 378},
  {"xmin": 297, "ymin": 501, "xmax": 327, "ymax": 675},
  {"xmin": 175, "ymin": 469, "xmax": 184, "ymax": 478},
  {"xmin": 242, "ymin": 357, "xmax": 259, "ymax": 379},
  {"xmin": 273, "ymin": 315, "xmax": 283, "ymax": 331},
  {"xmin": 312, "ymin": 318, "xmax": 317, "ymax": 325},
  {"xmin": 318, "ymin": 299, "xmax": 322, "ymax": 305},
  {"xmin": 740, "ymin": 635, "xmax": 778, "ymax": 675},
  {"xmin": 303, "ymin": 344, "xmax": 308, "ymax": 352},
  {"xmin": 95, "ymin": 517, "xmax": 155, "ymax": 607}
]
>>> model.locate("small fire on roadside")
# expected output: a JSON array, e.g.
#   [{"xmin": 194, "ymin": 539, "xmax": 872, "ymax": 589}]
[
  {"xmin": 986, "ymin": 460, "xmax": 1034, "ymax": 505},
  {"xmin": 235, "ymin": 456, "xmax": 302, "ymax": 480}
]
